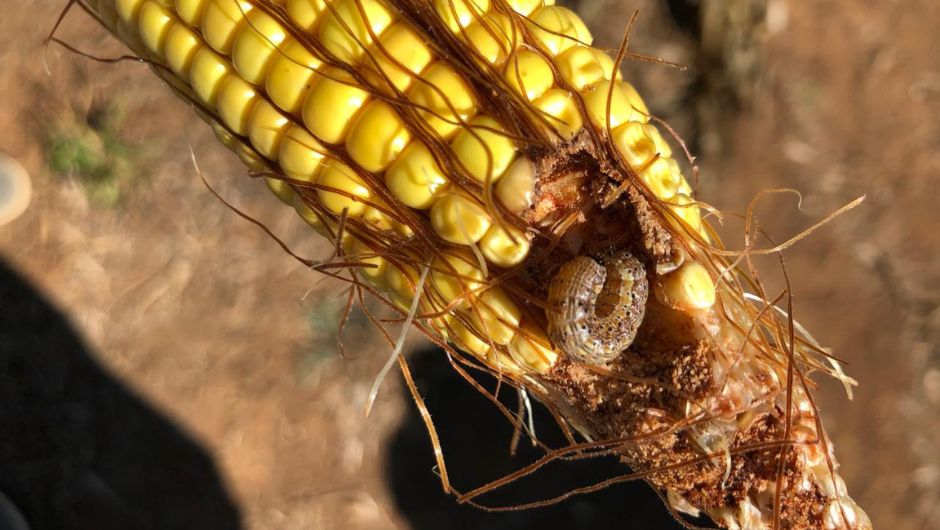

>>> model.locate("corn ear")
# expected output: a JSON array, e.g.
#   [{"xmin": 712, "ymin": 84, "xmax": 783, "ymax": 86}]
[{"xmin": 78, "ymin": 1, "xmax": 871, "ymax": 529}]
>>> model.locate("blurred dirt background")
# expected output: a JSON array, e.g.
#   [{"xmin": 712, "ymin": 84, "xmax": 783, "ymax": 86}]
[{"xmin": 0, "ymin": 0, "xmax": 937, "ymax": 529}]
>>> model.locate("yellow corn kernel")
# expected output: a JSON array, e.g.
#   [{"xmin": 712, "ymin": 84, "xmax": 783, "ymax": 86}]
[
  {"xmin": 202, "ymin": 0, "xmax": 253, "ymax": 55},
  {"xmin": 292, "ymin": 193, "xmax": 330, "ymax": 234},
  {"xmin": 434, "ymin": 0, "xmax": 491, "ymax": 33},
  {"xmin": 384, "ymin": 141, "xmax": 450, "ymax": 209},
  {"xmin": 346, "ymin": 100, "xmax": 411, "ymax": 172},
  {"xmin": 556, "ymin": 45, "xmax": 617, "ymax": 91},
  {"xmin": 138, "ymin": 1, "xmax": 174, "ymax": 54},
  {"xmin": 385, "ymin": 263, "xmax": 418, "ymax": 311},
  {"xmin": 209, "ymin": 119, "xmax": 239, "ymax": 150},
  {"xmin": 265, "ymin": 39, "xmax": 323, "ymax": 115},
  {"xmin": 494, "ymin": 157, "xmax": 535, "ymax": 214},
  {"xmin": 526, "ymin": 5, "xmax": 592, "ymax": 56},
  {"xmin": 278, "ymin": 124, "xmax": 327, "ymax": 182},
  {"xmin": 303, "ymin": 68, "xmax": 370, "ymax": 144},
  {"xmin": 164, "ymin": 22, "xmax": 202, "ymax": 78},
  {"xmin": 175, "ymin": 0, "xmax": 210, "ymax": 26},
  {"xmin": 216, "ymin": 74, "xmax": 259, "ymax": 136},
  {"xmin": 646, "ymin": 123, "xmax": 674, "ymax": 158},
  {"xmin": 430, "ymin": 252, "xmax": 486, "ymax": 309},
  {"xmin": 362, "ymin": 202, "xmax": 396, "ymax": 231},
  {"xmin": 506, "ymin": 0, "xmax": 553, "ymax": 16},
  {"xmin": 247, "ymin": 99, "xmax": 290, "ymax": 159},
  {"xmin": 487, "ymin": 349, "xmax": 523, "ymax": 375},
  {"xmin": 346, "ymin": 238, "xmax": 389, "ymax": 288},
  {"xmin": 116, "ymin": 0, "xmax": 145, "ymax": 24},
  {"xmin": 503, "ymin": 49, "xmax": 554, "ymax": 101},
  {"xmin": 462, "ymin": 13, "xmax": 517, "ymax": 66},
  {"xmin": 285, "ymin": 0, "xmax": 327, "ymax": 31},
  {"xmin": 232, "ymin": 10, "xmax": 287, "ymax": 85},
  {"xmin": 583, "ymin": 80, "xmax": 649, "ymax": 131},
  {"xmin": 317, "ymin": 0, "xmax": 393, "ymax": 64},
  {"xmin": 409, "ymin": 62, "xmax": 477, "ymax": 138},
  {"xmin": 448, "ymin": 315, "xmax": 491, "ymax": 359},
  {"xmin": 480, "ymin": 224, "xmax": 530, "ymax": 267},
  {"xmin": 613, "ymin": 120, "xmax": 657, "ymax": 169},
  {"xmin": 668, "ymin": 193, "xmax": 702, "ymax": 233},
  {"xmin": 641, "ymin": 157, "xmax": 682, "ymax": 199},
  {"xmin": 659, "ymin": 262, "xmax": 716, "ymax": 311},
  {"xmin": 316, "ymin": 162, "xmax": 372, "ymax": 216},
  {"xmin": 430, "ymin": 191, "xmax": 491, "ymax": 244},
  {"xmin": 508, "ymin": 319, "xmax": 558, "ymax": 373},
  {"xmin": 532, "ymin": 88, "xmax": 583, "ymax": 139},
  {"xmin": 190, "ymin": 47, "xmax": 234, "ymax": 106},
  {"xmin": 362, "ymin": 22, "xmax": 433, "ymax": 93},
  {"xmin": 464, "ymin": 287, "xmax": 521, "ymax": 345},
  {"xmin": 265, "ymin": 176, "xmax": 296, "ymax": 204},
  {"xmin": 236, "ymin": 142, "xmax": 268, "ymax": 172},
  {"xmin": 450, "ymin": 116, "xmax": 515, "ymax": 184}
]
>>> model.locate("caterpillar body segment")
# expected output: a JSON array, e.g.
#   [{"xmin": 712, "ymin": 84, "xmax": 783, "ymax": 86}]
[
  {"xmin": 546, "ymin": 252, "xmax": 648, "ymax": 365},
  {"xmin": 77, "ymin": 1, "xmax": 872, "ymax": 529}
]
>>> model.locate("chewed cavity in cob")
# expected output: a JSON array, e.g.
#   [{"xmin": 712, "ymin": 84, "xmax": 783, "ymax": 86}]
[{"xmin": 61, "ymin": 0, "xmax": 872, "ymax": 527}]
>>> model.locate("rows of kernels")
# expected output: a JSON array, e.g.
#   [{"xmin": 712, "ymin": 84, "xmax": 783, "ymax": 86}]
[{"xmin": 102, "ymin": 0, "xmax": 721, "ymax": 376}]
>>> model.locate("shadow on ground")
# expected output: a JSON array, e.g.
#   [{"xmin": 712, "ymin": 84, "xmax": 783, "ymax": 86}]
[
  {"xmin": 388, "ymin": 347, "xmax": 699, "ymax": 530},
  {"xmin": 0, "ymin": 260, "xmax": 241, "ymax": 530}
]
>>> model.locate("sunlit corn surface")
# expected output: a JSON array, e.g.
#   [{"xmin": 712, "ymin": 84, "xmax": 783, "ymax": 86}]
[{"xmin": 0, "ymin": 0, "xmax": 929, "ymax": 524}]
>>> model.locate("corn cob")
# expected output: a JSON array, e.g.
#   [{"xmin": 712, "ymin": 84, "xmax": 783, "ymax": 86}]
[{"xmin": 75, "ymin": 1, "xmax": 871, "ymax": 528}]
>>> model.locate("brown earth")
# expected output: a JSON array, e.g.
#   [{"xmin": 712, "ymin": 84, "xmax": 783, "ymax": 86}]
[{"xmin": 0, "ymin": 1, "xmax": 936, "ymax": 529}]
